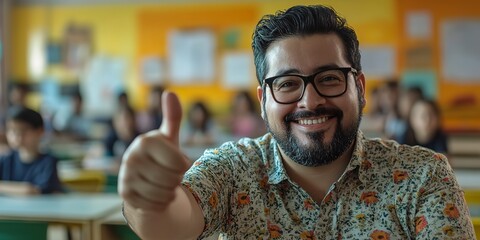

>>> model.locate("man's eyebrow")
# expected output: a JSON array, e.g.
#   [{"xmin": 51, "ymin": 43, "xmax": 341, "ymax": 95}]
[{"xmin": 271, "ymin": 64, "xmax": 342, "ymax": 77}]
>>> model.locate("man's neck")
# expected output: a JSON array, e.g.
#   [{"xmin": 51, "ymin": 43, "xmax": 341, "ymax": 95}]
[{"xmin": 281, "ymin": 144, "xmax": 354, "ymax": 204}]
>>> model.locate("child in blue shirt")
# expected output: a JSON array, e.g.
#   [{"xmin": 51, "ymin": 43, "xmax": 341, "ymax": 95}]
[{"xmin": 0, "ymin": 106, "xmax": 63, "ymax": 195}]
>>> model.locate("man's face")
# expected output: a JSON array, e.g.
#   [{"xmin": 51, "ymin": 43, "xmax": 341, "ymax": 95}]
[{"xmin": 257, "ymin": 33, "xmax": 366, "ymax": 167}]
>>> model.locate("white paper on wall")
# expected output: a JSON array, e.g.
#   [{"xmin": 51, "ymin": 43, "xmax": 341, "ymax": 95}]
[
  {"xmin": 140, "ymin": 56, "xmax": 165, "ymax": 84},
  {"xmin": 406, "ymin": 11, "xmax": 432, "ymax": 39},
  {"xmin": 168, "ymin": 29, "xmax": 216, "ymax": 84},
  {"xmin": 360, "ymin": 45, "xmax": 396, "ymax": 80},
  {"xmin": 441, "ymin": 19, "xmax": 480, "ymax": 82},
  {"xmin": 221, "ymin": 52, "xmax": 254, "ymax": 89},
  {"xmin": 81, "ymin": 55, "xmax": 126, "ymax": 117}
]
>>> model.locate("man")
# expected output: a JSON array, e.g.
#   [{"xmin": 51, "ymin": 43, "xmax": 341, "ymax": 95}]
[{"xmin": 118, "ymin": 5, "xmax": 474, "ymax": 239}]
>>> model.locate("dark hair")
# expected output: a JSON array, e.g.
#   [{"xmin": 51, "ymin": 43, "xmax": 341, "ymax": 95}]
[
  {"xmin": 252, "ymin": 5, "xmax": 361, "ymax": 85},
  {"xmin": 233, "ymin": 90, "xmax": 257, "ymax": 113},
  {"xmin": 188, "ymin": 101, "xmax": 211, "ymax": 133},
  {"xmin": 6, "ymin": 106, "xmax": 44, "ymax": 129},
  {"xmin": 404, "ymin": 99, "xmax": 442, "ymax": 146}
]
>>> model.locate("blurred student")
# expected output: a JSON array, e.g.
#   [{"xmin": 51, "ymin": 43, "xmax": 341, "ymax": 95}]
[
  {"xmin": 8, "ymin": 83, "xmax": 29, "ymax": 108},
  {"xmin": 379, "ymin": 80, "xmax": 404, "ymax": 141},
  {"xmin": 52, "ymin": 91, "xmax": 91, "ymax": 140},
  {"xmin": 400, "ymin": 99, "xmax": 449, "ymax": 154},
  {"xmin": 137, "ymin": 86, "xmax": 164, "ymax": 133},
  {"xmin": 359, "ymin": 86, "xmax": 385, "ymax": 137},
  {"xmin": 104, "ymin": 105, "xmax": 139, "ymax": 159},
  {"xmin": 183, "ymin": 101, "xmax": 215, "ymax": 146},
  {"xmin": 0, "ymin": 107, "xmax": 63, "ymax": 195},
  {"xmin": 228, "ymin": 90, "xmax": 266, "ymax": 138}
]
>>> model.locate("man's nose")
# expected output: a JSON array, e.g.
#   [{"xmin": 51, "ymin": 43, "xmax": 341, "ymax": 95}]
[{"xmin": 297, "ymin": 83, "xmax": 327, "ymax": 109}]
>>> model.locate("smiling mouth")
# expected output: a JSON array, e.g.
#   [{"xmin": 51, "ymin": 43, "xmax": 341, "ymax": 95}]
[{"xmin": 296, "ymin": 116, "xmax": 331, "ymax": 125}]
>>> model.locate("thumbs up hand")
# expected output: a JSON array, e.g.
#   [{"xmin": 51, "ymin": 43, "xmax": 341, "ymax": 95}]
[{"xmin": 118, "ymin": 91, "xmax": 191, "ymax": 210}]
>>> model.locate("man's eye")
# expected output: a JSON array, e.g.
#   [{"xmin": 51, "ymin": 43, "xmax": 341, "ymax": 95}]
[
  {"xmin": 318, "ymin": 76, "xmax": 342, "ymax": 85},
  {"xmin": 275, "ymin": 80, "xmax": 301, "ymax": 91}
]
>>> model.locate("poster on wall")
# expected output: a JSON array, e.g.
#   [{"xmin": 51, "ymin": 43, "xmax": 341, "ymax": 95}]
[
  {"xmin": 81, "ymin": 55, "xmax": 126, "ymax": 117},
  {"xmin": 406, "ymin": 11, "xmax": 432, "ymax": 39},
  {"xmin": 441, "ymin": 19, "xmax": 480, "ymax": 82},
  {"xmin": 168, "ymin": 29, "xmax": 215, "ymax": 85},
  {"xmin": 63, "ymin": 23, "xmax": 93, "ymax": 75},
  {"xmin": 140, "ymin": 56, "xmax": 165, "ymax": 85},
  {"xmin": 221, "ymin": 51, "xmax": 254, "ymax": 89},
  {"xmin": 360, "ymin": 45, "xmax": 396, "ymax": 80}
]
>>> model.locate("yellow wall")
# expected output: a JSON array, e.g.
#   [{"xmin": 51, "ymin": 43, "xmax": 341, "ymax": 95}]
[
  {"xmin": 18, "ymin": 0, "xmax": 480, "ymax": 130},
  {"xmin": 10, "ymin": 0, "xmax": 397, "ymax": 114}
]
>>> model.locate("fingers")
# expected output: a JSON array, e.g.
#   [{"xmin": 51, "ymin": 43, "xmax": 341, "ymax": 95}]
[
  {"xmin": 119, "ymin": 130, "xmax": 190, "ymax": 210},
  {"xmin": 159, "ymin": 91, "xmax": 182, "ymax": 146}
]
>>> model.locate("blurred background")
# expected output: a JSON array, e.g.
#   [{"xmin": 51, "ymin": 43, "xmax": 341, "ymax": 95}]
[
  {"xmin": 1, "ymin": 1, "xmax": 480, "ymax": 239},
  {"xmin": 1, "ymin": 0, "xmax": 480, "ymax": 163}
]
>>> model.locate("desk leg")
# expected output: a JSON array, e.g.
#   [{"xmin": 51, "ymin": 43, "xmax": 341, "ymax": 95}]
[{"xmin": 81, "ymin": 223, "xmax": 91, "ymax": 240}]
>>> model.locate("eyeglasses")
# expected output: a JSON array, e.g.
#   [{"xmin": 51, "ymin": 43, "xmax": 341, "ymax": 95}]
[{"xmin": 263, "ymin": 67, "xmax": 357, "ymax": 104}]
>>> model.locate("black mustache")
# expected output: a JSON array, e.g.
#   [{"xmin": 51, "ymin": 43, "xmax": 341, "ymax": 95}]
[{"xmin": 285, "ymin": 107, "xmax": 343, "ymax": 122}]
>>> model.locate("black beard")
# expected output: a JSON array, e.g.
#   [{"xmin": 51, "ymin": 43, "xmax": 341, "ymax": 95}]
[{"xmin": 266, "ymin": 107, "xmax": 361, "ymax": 167}]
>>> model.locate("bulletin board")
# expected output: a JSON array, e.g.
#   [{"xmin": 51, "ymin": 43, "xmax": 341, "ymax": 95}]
[
  {"xmin": 397, "ymin": 0, "xmax": 480, "ymax": 132},
  {"xmin": 136, "ymin": 4, "xmax": 259, "ymax": 114}
]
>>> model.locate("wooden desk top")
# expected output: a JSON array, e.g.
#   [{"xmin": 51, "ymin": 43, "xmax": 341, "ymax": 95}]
[{"xmin": 0, "ymin": 193, "xmax": 122, "ymax": 222}]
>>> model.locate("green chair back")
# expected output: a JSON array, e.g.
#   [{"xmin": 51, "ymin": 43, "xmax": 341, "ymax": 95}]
[{"xmin": 0, "ymin": 220, "xmax": 48, "ymax": 240}]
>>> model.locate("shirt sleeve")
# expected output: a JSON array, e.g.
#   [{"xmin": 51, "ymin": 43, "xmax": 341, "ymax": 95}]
[
  {"xmin": 181, "ymin": 146, "xmax": 235, "ymax": 238},
  {"xmin": 414, "ymin": 153, "xmax": 475, "ymax": 239}
]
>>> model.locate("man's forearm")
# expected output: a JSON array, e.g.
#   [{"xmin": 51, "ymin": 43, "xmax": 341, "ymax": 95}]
[{"xmin": 123, "ymin": 186, "xmax": 205, "ymax": 240}]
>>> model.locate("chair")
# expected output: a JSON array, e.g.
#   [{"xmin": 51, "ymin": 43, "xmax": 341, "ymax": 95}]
[{"xmin": 61, "ymin": 169, "xmax": 106, "ymax": 192}]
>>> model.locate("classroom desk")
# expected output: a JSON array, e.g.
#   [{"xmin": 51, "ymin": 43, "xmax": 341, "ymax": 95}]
[
  {"xmin": 92, "ymin": 208, "xmax": 139, "ymax": 240},
  {"xmin": 0, "ymin": 193, "xmax": 122, "ymax": 240}
]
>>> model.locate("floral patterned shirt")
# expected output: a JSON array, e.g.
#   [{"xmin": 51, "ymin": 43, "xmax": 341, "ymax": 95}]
[{"xmin": 182, "ymin": 131, "xmax": 475, "ymax": 239}]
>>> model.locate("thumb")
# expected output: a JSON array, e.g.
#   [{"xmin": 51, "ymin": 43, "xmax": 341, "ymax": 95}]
[{"xmin": 159, "ymin": 91, "xmax": 182, "ymax": 146}]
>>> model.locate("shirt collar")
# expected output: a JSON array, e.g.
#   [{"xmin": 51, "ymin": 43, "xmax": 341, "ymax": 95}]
[{"xmin": 267, "ymin": 130, "xmax": 368, "ymax": 185}]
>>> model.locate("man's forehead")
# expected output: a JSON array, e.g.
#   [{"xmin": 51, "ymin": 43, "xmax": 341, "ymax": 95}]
[{"xmin": 264, "ymin": 33, "xmax": 347, "ymax": 77}]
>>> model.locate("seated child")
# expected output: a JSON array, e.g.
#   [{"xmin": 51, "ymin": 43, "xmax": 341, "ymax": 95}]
[{"xmin": 0, "ymin": 106, "xmax": 63, "ymax": 195}]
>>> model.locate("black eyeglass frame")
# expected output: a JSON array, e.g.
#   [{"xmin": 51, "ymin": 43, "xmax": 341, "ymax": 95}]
[{"xmin": 263, "ymin": 67, "xmax": 357, "ymax": 104}]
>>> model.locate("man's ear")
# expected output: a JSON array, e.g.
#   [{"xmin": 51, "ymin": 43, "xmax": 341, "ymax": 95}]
[
  {"xmin": 357, "ymin": 72, "xmax": 367, "ymax": 108},
  {"xmin": 256, "ymin": 86, "xmax": 266, "ymax": 120}
]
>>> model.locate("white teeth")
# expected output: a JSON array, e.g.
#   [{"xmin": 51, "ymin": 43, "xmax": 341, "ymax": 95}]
[{"xmin": 298, "ymin": 117, "xmax": 328, "ymax": 125}]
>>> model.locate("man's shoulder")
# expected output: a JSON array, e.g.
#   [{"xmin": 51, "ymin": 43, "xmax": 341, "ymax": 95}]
[{"xmin": 362, "ymin": 137, "xmax": 448, "ymax": 168}]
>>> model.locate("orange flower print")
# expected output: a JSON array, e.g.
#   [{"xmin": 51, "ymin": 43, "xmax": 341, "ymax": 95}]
[
  {"xmin": 433, "ymin": 153, "xmax": 445, "ymax": 161},
  {"xmin": 268, "ymin": 222, "xmax": 283, "ymax": 238},
  {"xmin": 291, "ymin": 213, "xmax": 301, "ymax": 225},
  {"xmin": 323, "ymin": 191, "xmax": 333, "ymax": 203},
  {"xmin": 300, "ymin": 231, "xmax": 316, "ymax": 240},
  {"xmin": 237, "ymin": 192, "xmax": 251, "ymax": 205},
  {"xmin": 442, "ymin": 225, "xmax": 454, "ymax": 236},
  {"xmin": 393, "ymin": 170, "xmax": 409, "ymax": 184},
  {"xmin": 415, "ymin": 215, "xmax": 428, "ymax": 234},
  {"xmin": 444, "ymin": 203, "xmax": 460, "ymax": 219},
  {"xmin": 370, "ymin": 230, "xmax": 390, "ymax": 240},
  {"xmin": 361, "ymin": 191, "xmax": 379, "ymax": 205},
  {"xmin": 361, "ymin": 160, "xmax": 372, "ymax": 170},
  {"xmin": 417, "ymin": 187, "xmax": 426, "ymax": 197},
  {"xmin": 264, "ymin": 207, "xmax": 270, "ymax": 216},
  {"xmin": 356, "ymin": 213, "xmax": 365, "ymax": 221},
  {"xmin": 209, "ymin": 192, "xmax": 218, "ymax": 209},
  {"xmin": 259, "ymin": 176, "xmax": 269, "ymax": 189},
  {"xmin": 304, "ymin": 198, "xmax": 314, "ymax": 210}
]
